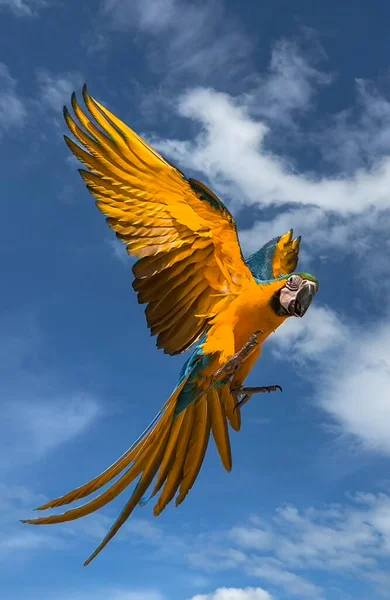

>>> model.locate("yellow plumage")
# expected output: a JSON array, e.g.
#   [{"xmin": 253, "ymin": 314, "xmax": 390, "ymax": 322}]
[{"xmin": 22, "ymin": 86, "xmax": 306, "ymax": 566}]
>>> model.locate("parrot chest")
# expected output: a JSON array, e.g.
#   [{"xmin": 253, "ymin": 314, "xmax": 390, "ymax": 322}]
[{"xmin": 231, "ymin": 285, "xmax": 288, "ymax": 351}]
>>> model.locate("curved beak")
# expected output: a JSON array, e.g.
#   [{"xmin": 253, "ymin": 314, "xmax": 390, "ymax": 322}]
[{"xmin": 294, "ymin": 282, "xmax": 316, "ymax": 317}]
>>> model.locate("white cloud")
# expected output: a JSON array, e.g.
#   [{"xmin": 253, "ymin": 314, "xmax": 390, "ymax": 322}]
[
  {"xmin": 248, "ymin": 559, "xmax": 322, "ymax": 598},
  {"xmin": 270, "ymin": 302, "xmax": 390, "ymax": 456},
  {"xmin": 318, "ymin": 322, "xmax": 390, "ymax": 455},
  {"xmin": 316, "ymin": 78, "xmax": 390, "ymax": 172},
  {"xmin": 0, "ymin": 63, "xmax": 27, "ymax": 134},
  {"xmin": 0, "ymin": 386, "xmax": 100, "ymax": 470},
  {"xmin": 242, "ymin": 37, "xmax": 331, "ymax": 125},
  {"xmin": 103, "ymin": 0, "xmax": 175, "ymax": 32},
  {"xmin": 147, "ymin": 41, "xmax": 390, "ymax": 459},
  {"xmin": 238, "ymin": 205, "xmax": 389, "ymax": 261},
  {"xmin": 188, "ymin": 546, "xmax": 247, "ymax": 572},
  {"xmin": 6, "ymin": 479, "xmax": 390, "ymax": 598},
  {"xmin": 165, "ymin": 491, "xmax": 390, "ymax": 598},
  {"xmin": 11, "ymin": 394, "xmax": 100, "ymax": 455},
  {"xmin": 157, "ymin": 85, "xmax": 390, "ymax": 215},
  {"xmin": 0, "ymin": 481, "xmax": 169, "ymax": 562},
  {"xmin": 0, "ymin": 484, "xmax": 47, "ymax": 524},
  {"xmin": 0, "ymin": 0, "xmax": 48, "ymax": 16},
  {"xmin": 149, "ymin": 42, "xmax": 390, "ymax": 275},
  {"xmin": 107, "ymin": 238, "xmax": 133, "ymax": 266},
  {"xmin": 36, "ymin": 69, "xmax": 83, "ymax": 113},
  {"xmin": 271, "ymin": 304, "xmax": 349, "ymax": 363},
  {"xmin": 188, "ymin": 587, "xmax": 273, "ymax": 600},
  {"xmin": 230, "ymin": 527, "xmax": 274, "ymax": 551},
  {"xmin": 0, "ymin": 484, "xmax": 68, "ymax": 558},
  {"xmin": 0, "ymin": 531, "xmax": 64, "ymax": 552},
  {"xmin": 0, "ymin": 317, "xmax": 101, "ymax": 470},
  {"xmin": 226, "ymin": 493, "xmax": 390, "ymax": 597},
  {"xmin": 102, "ymin": 0, "xmax": 252, "ymax": 81}
]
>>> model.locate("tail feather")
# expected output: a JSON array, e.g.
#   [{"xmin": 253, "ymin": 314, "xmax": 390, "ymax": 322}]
[
  {"xmin": 220, "ymin": 383, "xmax": 241, "ymax": 432},
  {"xmin": 176, "ymin": 397, "xmax": 211, "ymax": 506},
  {"xmin": 83, "ymin": 416, "xmax": 174, "ymax": 566},
  {"xmin": 153, "ymin": 402, "xmax": 196, "ymax": 516},
  {"xmin": 148, "ymin": 411, "xmax": 186, "ymax": 499},
  {"xmin": 22, "ymin": 374, "xmax": 242, "ymax": 565},
  {"xmin": 35, "ymin": 397, "xmax": 173, "ymax": 512},
  {"xmin": 21, "ymin": 399, "xmax": 178, "ymax": 527},
  {"xmin": 209, "ymin": 388, "xmax": 232, "ymax": 472}
]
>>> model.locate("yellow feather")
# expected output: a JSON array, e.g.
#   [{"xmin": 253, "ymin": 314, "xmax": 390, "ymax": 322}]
[
  {"xmin": 133, "ymin": 246, "xmax": 212, "ymax": 296},
  {"xmin": 151, "ymin": 285, "xmax": 210, "ymax": 335},
  {"xmin": 156, "ymin": 292, "xmax": 210, "ymax": 354},
  {"xmin": 62, "ymin": 87, "xmax": 257, "ymax": 355},
  {"xmin": 175, "ymin": 398, "xmax": 211, "ymax": 506},
  {"xmin": 82, "ymin": 87, "xmax": 140, "ymax": 166},
  {"xmin": 147, "ymin": 278, "xmax": 208, "ymax": 327},
  {"xmin": 34, "ymin": 419, "xmax": 161, "ymax": 511},
  {"xmin": 22, "ymin": 438, "xmax": 159, "ymax": 524},
  {"xmin": 83, "ymin": 418, "xmax": 174, "ymax": 566},
  {"xmin": 220, "ymin": 384, "xmax": 241, "ymax": 432},
  {"xmin": 153, "ymin": 403, "xmax": 196, "ymax": 516},
  {"xmin": 155, "ymin": 287, "xmax": 209, "ymax": 337},
  {"xmin": 88, "ymin": 91, "xmax": 183, "ymax": 183},
  {"xmin": 209, "ymin": 388, "xmax": 232, "ymax": 472},
  {"xmin": 31, "ymin": 381, "xmax": 186, "ymax": 512},
  {"xmin": 145, "ymin": 266, "xmax": 204, "ymax": 321},
  {"xmin": 133, "ymin": 240, "xmax": 210, "ymax": 279},
  {"xmin": 71, "ymin": 94, "xmax": 148, "ymax": 179},
  {"xmin": 65, "ymin": 137, "xmax": 131, "ymax": 185},
  {"xmin": 150, "ymin": 411, "xmax": 186, "ymax": 496},
  {"xmin": 65, "ymin": 109, "xmax": 136, "ymax": 180},
  {"xmin": 159, "ymin": 322, "xmax": 205, "ymax": 356}
]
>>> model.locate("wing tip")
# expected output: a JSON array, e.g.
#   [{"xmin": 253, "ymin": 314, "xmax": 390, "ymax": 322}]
[
  {"xmin": 65, "ymin": 84, "xmax": 89, "ymax": 115},
  {"xmin": 82, "ymin": 83, "xmax": 91, "ymax": 105},
  {"xmin": 83, "ymin": 555, "xmax": 94, "ymax": 567},
  {"xmin": 70, "ymin": 91, "xmax": 78, "ymax": 113}
]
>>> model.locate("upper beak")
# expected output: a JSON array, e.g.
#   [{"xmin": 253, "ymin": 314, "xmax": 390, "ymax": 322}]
[{"xmin": 294, "ymin": 283, "xmax": 316, "ymax": 318}]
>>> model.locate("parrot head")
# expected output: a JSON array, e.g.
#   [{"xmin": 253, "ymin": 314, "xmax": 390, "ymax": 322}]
[{"xmin": 274, "ymin": 273, "xmax": 319, "ymax": 318}]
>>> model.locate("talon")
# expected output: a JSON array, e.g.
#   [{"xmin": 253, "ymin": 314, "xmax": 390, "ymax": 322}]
[
  {"xmin": 242, "ymin": 385, "xmax": 283, "ymax": 395},
  {"xmin": 232, "ymin": 384, "xmax": 283, "ymax": 411}
]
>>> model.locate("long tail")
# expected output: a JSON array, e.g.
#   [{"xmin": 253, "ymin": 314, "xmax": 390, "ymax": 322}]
[{"xmin": 21, "ymin": 376, "xmax": 240, "ymax": 566}]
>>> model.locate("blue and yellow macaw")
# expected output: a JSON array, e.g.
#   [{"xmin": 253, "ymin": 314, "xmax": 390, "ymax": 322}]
[{"xmin": 22, "ymin": 86, "xmax": 319, "ymax": 565}]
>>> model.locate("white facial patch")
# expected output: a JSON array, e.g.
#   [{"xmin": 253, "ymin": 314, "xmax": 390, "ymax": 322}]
[{"xmin": 279, "ymin": 286, "xmax": 299, "ymax": 314}]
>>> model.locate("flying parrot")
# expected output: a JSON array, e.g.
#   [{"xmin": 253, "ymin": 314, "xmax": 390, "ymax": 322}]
[{"xmin": 22, "ymin": 86, "xmax": 319, "ymax": 565}]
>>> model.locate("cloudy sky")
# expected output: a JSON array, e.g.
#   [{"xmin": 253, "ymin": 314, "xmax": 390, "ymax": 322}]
[{"xmin": 2, "ymin": 0, "xmax": 390, "ymax": 599}]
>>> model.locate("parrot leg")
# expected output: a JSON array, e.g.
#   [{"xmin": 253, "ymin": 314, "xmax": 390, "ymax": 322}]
[
  {"xmin": 212, "ymin": 331, "xmax": 263, "ymax": 382},
  {"xmin": 232, "ymin": 385, "xmax": 283, "ymax": 412}
]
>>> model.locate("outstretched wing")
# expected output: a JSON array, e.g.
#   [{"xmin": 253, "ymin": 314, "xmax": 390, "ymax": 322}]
[
  {"xmin": 64, "ymin": 86, "xmax": 255, "ymax": 355},
  {"xmin": 245, "ymin": 229, "xmax": 301, "ymax": 281}
]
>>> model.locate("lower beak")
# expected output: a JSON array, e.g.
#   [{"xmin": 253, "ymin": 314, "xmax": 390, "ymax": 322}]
[{"xmin": 294, "ymin": 283, "xmax": 316, "ymax": 317}]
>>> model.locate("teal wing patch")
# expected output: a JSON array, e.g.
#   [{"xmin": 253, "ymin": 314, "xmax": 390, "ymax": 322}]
[{"xmin": 246, "ymin": 229, "xmax": 301, "ymax": 281}]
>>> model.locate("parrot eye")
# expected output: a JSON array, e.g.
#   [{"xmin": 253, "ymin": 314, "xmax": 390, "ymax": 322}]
[{"xmin": 286, "ymin": 275, "xmax": 302, "ymax": 290}]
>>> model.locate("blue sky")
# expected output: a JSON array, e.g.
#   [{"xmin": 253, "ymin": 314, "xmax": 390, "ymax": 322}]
[{"xmin": 1, "ymin": 0, "xmax": 390, "ymax": 599}]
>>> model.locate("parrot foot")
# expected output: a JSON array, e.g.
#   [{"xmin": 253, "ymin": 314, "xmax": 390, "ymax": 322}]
[
  {"xmin": 212, "ymin": 331, "xmax": 263, "ymax": 382},
  {"xmin": 232, "ymin": 385, "xmax": 283, "ymax": 411}
]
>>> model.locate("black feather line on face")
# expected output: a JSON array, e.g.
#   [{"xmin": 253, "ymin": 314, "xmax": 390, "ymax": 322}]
[{"xmin": 270, "ymin": 289, "xmax": 289, "ymax": 316}]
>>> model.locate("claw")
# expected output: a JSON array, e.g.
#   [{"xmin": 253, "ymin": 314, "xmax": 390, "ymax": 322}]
[{"xmin": 232, "ymin": 385, "xmax": 283, "ymax": 412}]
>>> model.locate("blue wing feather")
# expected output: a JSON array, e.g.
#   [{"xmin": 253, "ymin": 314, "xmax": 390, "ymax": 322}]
[{"xmin": 245, "ymin": 236, "xmax": 282, "ymax": 282}]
